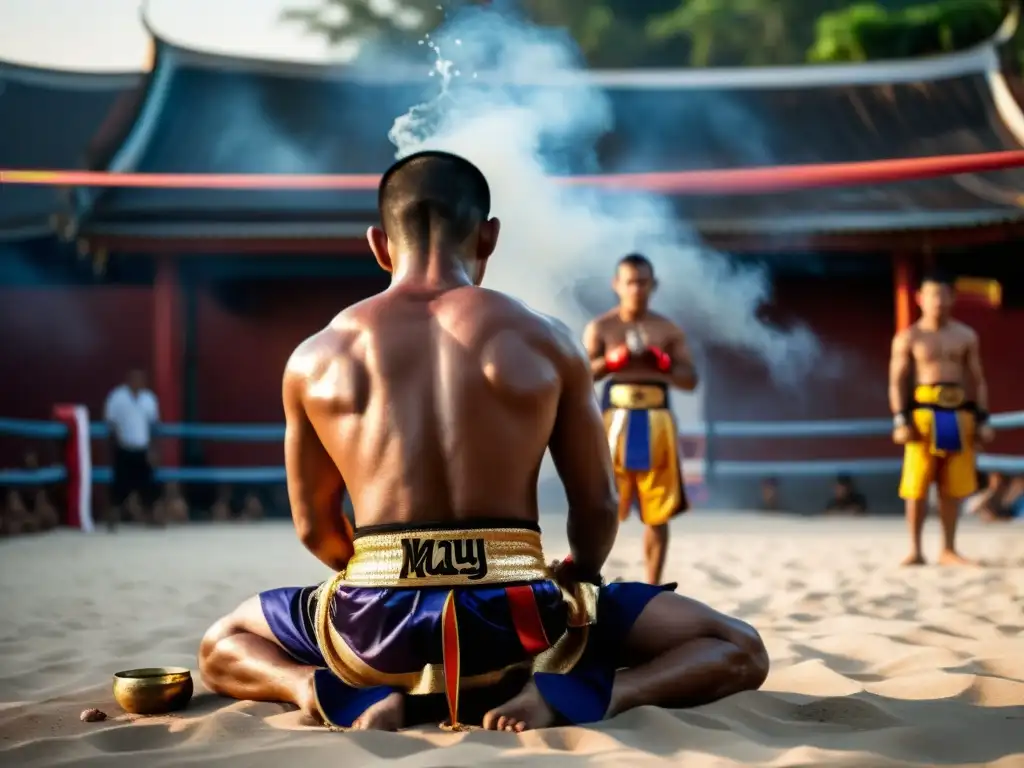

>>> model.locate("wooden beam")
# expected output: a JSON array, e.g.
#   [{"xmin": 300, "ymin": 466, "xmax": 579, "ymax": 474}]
[
  {"xmin": 153, "ymin": 255, "xmax": 183, "ymax": 467},
  {"xmin": 76, "ymin": 219, "xmax": 1024, "ymax": 255},
  {"xmin": 893, "ymin": 252, "xmax": 917, "ymax": 332}
]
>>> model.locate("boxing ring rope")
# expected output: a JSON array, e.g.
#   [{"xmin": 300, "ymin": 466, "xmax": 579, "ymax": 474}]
[
  {"xmin": 2, "ymin": 411, "xmax": 1023, "ymax": 530},
  {"xmin": 5, "ymin": 149, "xmax": 1024, "ymax": 194},
  {"xmin": 4, "ymin": 151, "xmax": 1024, "ymax": 525}
]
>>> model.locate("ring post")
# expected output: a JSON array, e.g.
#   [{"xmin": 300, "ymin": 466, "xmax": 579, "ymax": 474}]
[{"xmin": 52, "ymin": 404, "xmax": 93, "ymax": 532}]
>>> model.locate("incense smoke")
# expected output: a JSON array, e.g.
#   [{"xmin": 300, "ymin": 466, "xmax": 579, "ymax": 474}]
[{"xmin": 385, "ymin": 4, "xmax": 820, "ymax": 383}]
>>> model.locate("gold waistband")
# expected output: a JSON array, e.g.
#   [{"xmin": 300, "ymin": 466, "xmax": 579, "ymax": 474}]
[
  {"xmin": 608, "ymin": 383, "xmax": 667, "ymax": 410},
  {"xmin": 914, "ymin": 383, "xmax": 965, "ymax": 408},
  {"xmin": 339, "ymin": 526, "xmax": 549, "ymax": 587}
]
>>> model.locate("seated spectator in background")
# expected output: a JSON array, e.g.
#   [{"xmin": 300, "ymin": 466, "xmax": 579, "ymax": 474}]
[
  {"xmin": 2, "ymin": 489, "xmax": 21, "ymax": 535},
  {"xmin": 967, "ymin": 471, "xmax": 1004, "ymax": 521},
  {"xmin": 968, "ymin": 472, "xmax": 1024, "ymax": 522},
  {"xmin": 825, "ymin": 474, "xmax": 867, "ymax": 515},
  {"xmin": 23, "ymin": 452, "xmax": 59, "ymax": 531},
  {"xmin": 123, "ymin": 492, "xmax": 151, "ymax": 526},
  {"xmin": 759, "ymin": 477, "xmax": 783, "ymax": 512},
  {"xmin": 156, "ymin": 481, "xmax": 190, "ymax": 525},
  {"xmin": 210, "ymin": 484, "xmax": 234, "ymax": 522},
  {"xmin": 238, "ymin": 489, "xmax": 264, "ymax": 521},
  {"xmin": 3, "ymin": 489, "xmax": 33, "ymax": 535},
  {"xmin": 270, "ymin": 485, "xmax": 289, "ymax": 518},
  {"xmin": 1004, "ymin": 476, "xmax": 1024, "ymax": 520},
  {"xmin": 29, "ymin": 489, "xmax": 59, "ymax": 531}
]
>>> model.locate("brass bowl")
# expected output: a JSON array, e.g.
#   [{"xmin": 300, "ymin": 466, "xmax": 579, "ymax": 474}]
[{"xmin": 112, "ymin": 667, "xmax": 194, "ymax": 715}]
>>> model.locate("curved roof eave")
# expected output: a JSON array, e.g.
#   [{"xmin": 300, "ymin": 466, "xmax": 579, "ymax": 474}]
[
  {"xmin": 140, "ymin": 3, "xmax": 1018, "ymax": 90},
  {"xmin": 0, "ymin": 58, "xmax": 141, "ymax": 91},
  {"xmin": 73, "ymin": 14, "xmax": 169, "ymax": 220},
  {"xmin": 78, "ymin": 1, "xmax": 1024, "ymax": 239}
]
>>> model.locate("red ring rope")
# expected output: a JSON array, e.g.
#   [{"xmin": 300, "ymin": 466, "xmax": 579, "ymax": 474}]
[{"xmin": 3, "ymin": 150, "xmax": 1024, "ymax": 193}]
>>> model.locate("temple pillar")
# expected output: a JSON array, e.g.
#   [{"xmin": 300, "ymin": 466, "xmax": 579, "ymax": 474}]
[
  {"xmin": 153, "ymin": 254, "xmax": 183, "ymax": 466},
  {"xmin": 893, "ymin": 251, "xmax": 917, "ymax": 332}
]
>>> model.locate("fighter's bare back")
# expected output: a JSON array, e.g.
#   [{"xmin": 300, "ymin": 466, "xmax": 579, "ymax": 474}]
[{"xmin": 285, "ymin": 284, "xmax": 604, "ymax": 529}]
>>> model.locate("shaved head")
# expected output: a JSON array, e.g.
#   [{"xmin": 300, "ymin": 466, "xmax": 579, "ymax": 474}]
[{"xmin": 378, "ymin": 151, "xmax": 492, "ymax": 247}]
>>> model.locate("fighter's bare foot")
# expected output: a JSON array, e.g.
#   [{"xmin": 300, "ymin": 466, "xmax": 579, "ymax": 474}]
[
  {"xmin": 482, "ymin": 680, "xmax": 556, "ymax": 732},
  {"xmin": 297, "ymin": 674, "xmax": 324, "ymax": 724},
  {"xmin": 352, "ymin": 692, "xmax": 404, "ymax": 731},
  {"xmin": 937, "ymin": 549, "xmax": 977, "ymax": 567},
  {"xmin": 900, "ymin": 553, "xmax": 927, "ymax": 567}
]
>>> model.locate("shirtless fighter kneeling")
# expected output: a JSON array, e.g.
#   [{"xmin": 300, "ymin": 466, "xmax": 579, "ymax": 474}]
[
  {"xmin": 198, "ymin": 152, "xmax": 768, "ymax": 731},
  {"xmin": 583, "ymin": 255, "xmax": 697, "ymax": 585},
  {"xmin": 889, "ymin": 270, "xmax": 995, "ymax": 566}
]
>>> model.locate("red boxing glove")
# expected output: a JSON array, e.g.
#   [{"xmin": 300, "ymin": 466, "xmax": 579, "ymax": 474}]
[
  {"xmin": 604, "ymin": 345, "xmax": 631, "ymax": 373},
  {"xmin": 647, "ymin": 345, "xmax": 672, "ymax": 373}
]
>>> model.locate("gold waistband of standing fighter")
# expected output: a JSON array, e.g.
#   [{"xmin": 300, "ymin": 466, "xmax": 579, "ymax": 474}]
[
  {"xmin": 608, "ymin": 383, "xmax": 668, "ymax": 410},
  {"xmin": 914, "ymin": 383, "xmax": 966, "ymax": 409},
  {"xmin": 339, "ymin": 526, "xmax": 549, "ymax": 587}
]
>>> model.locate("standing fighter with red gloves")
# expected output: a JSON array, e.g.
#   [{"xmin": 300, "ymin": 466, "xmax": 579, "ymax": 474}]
[{"xmin": 583, "ymin": 254, "xmax": 699, "ymax": 585}]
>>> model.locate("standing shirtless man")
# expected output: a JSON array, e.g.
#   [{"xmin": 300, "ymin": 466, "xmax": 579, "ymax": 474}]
[
  {"xmin": 198, "ymin": 152, "xmax": 767, "ymax": 731},
  {"xmin": 889, "ymin": 270, "xmax": 995, "ymax": 566},
  {"xmin": 583, "ymin": 254, "xmax": 698, "ymax": 585}
]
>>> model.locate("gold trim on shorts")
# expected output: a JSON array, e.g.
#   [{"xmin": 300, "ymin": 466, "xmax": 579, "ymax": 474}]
[
  {"xmin": 914, "ymin": 383, "xmax": 965, "ymax": 409},
  {"xmin": 608, "ymin": 383, "xmax": 667, "ymax": 410},
  {"xmin": 310, "ymin": 526, "xmax": 599, "ymax": 695}
]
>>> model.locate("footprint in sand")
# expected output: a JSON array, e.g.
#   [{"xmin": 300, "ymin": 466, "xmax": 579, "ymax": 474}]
[{"xmin": 788, "ymin": 697, "xmax": 901, "ymax": 731}]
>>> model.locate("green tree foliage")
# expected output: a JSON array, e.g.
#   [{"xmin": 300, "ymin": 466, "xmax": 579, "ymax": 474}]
[
  {"xmin": 280, "ymin": 0, "xmax": 1012, "ymax": 67},
  {"xmin": 809, "ymin": 0, "xmax": 1004, "ymax": 62}
]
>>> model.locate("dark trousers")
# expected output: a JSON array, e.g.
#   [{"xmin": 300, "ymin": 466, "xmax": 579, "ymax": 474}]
[{"xmin": 111, "ymin": 447, "xmax": 155, "ymax": 506}]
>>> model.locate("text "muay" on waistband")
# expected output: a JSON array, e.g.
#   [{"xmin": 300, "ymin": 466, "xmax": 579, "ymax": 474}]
[{"xmin": 399, "ymin": 537, "xmax": 489, "ymax": 581}]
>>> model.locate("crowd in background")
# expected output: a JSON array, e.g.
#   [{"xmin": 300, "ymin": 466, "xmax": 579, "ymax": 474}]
[
  {"xmin": 1, "ymin": 451, "xmax": 60, "ymax": 535},
  {"xmin": 759, "ymin": 470, "xmax": 1024, "ymax": 521},
  {"xmin": 4, "ymin": 366, "xmax": 1022, "ymax": 533},
  {"xmin": 7, "ymin": 460, "xmax": 1024, "ymax": 535},
  {"xmin": 967, "ymin": 471, "xmax": 1024, "ymax": 522},
  {"xmin": 0, "ymin": 446, "xmax": 279, "ymax": 537},
  {"xmin": 103, "ymin": 481, "xmax": 274, "ymax": 529},
  {"xmin": 758, "ymin": 473, "xmax": 869, "ymax": 516}
]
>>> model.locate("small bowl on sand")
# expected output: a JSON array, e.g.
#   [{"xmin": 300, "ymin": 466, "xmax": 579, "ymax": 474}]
[{"xmin": 112, "ymin": 667, "xmax": 194, "ymax": 715}]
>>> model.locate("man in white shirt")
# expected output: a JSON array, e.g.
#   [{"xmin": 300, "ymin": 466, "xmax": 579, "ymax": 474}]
[{"xmin": 104, "ymin": 369, "xmax": 160, "ymax": 527}]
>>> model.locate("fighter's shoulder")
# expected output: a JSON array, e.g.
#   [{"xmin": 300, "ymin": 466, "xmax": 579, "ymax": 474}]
[
  {"xmin": 466, "ymin": 287, "xmax": 562, "ymax": 330},
  {"xmin": 949, "ymin": 320, "xmax": 979, "ymax": 342},
  {"xmin": 470, "ymin": 289, "xmax": 580, "ymax": 353},
  {"xmin": 646, "ymin": 311, "xmax": 685, "ymax": 336},
  {"xmin": 582, "ymin": 309, "xmax": 620, "ymax": 335},
  {"xmin": 285, "ymin": 323, "xmax": 360, "ymax": 381},
  {"xmin": 893, "ymin": 325, "xmax": 917, "ymax": 346},
  {"xmin": 541, "ymin": 313, "xmax": 588, "ymax": 361}
]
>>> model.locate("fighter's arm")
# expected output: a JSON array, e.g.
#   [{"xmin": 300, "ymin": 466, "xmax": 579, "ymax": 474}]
[
  {"xmin": 888, "ymin": 329, "xmax": 914, "ymax": 420},
  {"xmin": 582, "ymin": 320, "xmax": 610, "ymax": 381},
  {"xmin": 661, "ymin": 323, "xmax": 698, "ymax": 391},
  {"xmin": 549, "ymin": 325, "xmax": 619, "ymax": 580},
  {"xmin": 282, "ymin": 346, "xmax": 353, "ymax": 572},
  {"xmin": 964, "ymin": 329, "xmax": 989, "ymax": 415}
]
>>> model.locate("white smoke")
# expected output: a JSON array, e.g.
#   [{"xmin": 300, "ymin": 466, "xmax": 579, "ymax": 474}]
[{"xmin": 385, "ymin": 5, "xmax": 820, "ymax": 383}]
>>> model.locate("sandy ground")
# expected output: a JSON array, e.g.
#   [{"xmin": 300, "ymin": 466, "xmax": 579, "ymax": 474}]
[{"xmin": 1, "ymin": 513, "xmax": 1022, "ymax": 767}]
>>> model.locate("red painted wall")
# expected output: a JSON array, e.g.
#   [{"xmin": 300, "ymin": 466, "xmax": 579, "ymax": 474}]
[
  {"xmin": 705, "ymin": 274, "xmax": 1024, "ymax": 462},
  {"xmin": 193, "ymin": 276, "xmax": 387, "ymax": 467},
  {"xmin": 1, "ymin": 274, "xmax": 1021, "ymax": 481},
  {"xmin": 0, "ymin": 285, "xmax": 154, "ymax": 468}
]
